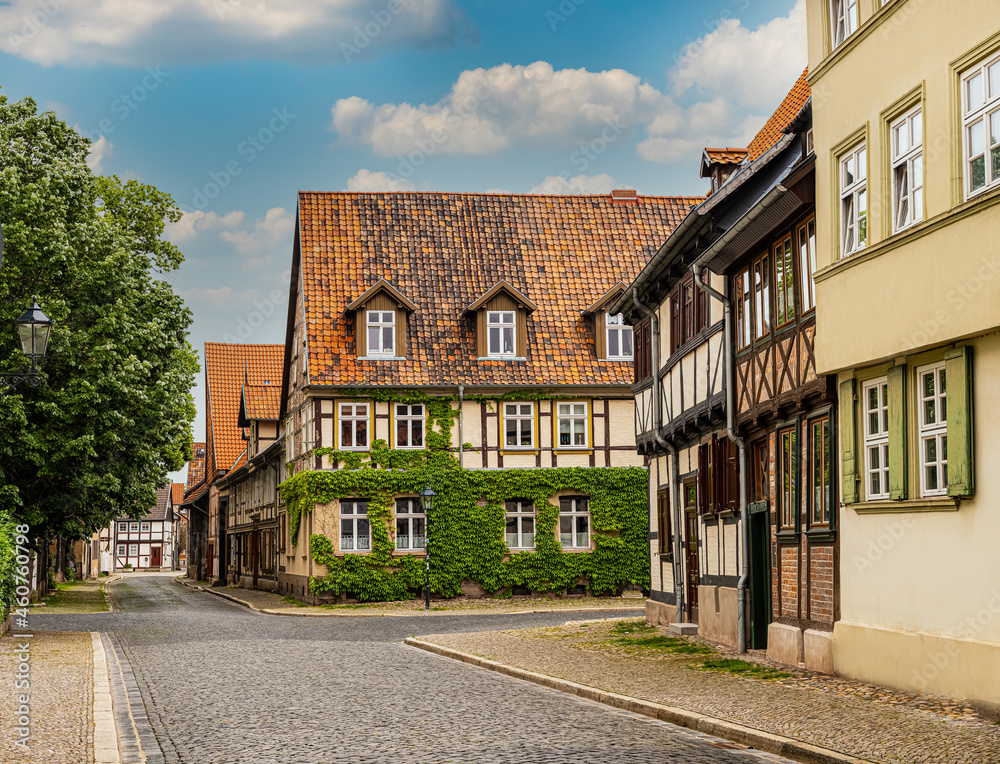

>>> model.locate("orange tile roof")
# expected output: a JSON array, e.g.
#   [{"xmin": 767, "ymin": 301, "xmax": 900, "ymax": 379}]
[
  {"xmin": 746, "ymin": 68, "xmax": 810, "ymax": 162},
  {"xmin": 171, "ymin": 483, "xmax": 185, "ymax": 505},
  {"xmin": 296, "ymin": 191, "xmax": 701, "ymax": 388},
  {"xmin": 704, "ymin": 147, "xmax": 748, "ymax": 164},
  {"xmin": 205, "ymin": 343, "xmax": 283, "ymax": 481},
  {"xmin": 243, "ymin": 383, "xmax": 281, "ymax": 421},
  {"xmin": 184, "ymin": 441, "xmax": 206, "ymax": 494}
]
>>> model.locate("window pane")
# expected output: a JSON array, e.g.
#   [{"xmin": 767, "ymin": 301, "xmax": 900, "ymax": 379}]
[
  {"xmin": 397, "ymin": 422, "xmax": 409, "ymax": 447},
  {"xmin": 341, "ymin": 421, "xmax": 353, "ymax": 447},
  {"xmin": 912, "ymin": 110, "xmax": 922, "ymax": 145},
  {"xmin": 970, "ymin": 120, "xmax": 986, "ymax": 156},
  {"xmin": 622, "ymin": 328, "xmax": 633, "ymax": 356},
  {"xmin": 971, "ymin": 155, "xmax": 987, "ymax": 189},
  {"xmin": 383, "ymin": 327, "xmax": 394, "ymax": 352},
  {"xmin": 559, "ymin": 419, "xmax": 570, "ymax": 446},
  {"xmin": 968, "ymin": 72, "xmax": 985, "ymax": 110},
  {"xmin": 608, "ymin": 330, "xmax": 619, "ymax": 357},
  {"xmin": 341, "ymin": 519, "xmax": 354, "ymax": 549},
  {"xmin": 489, "ymin": 327, "xmax": 499, "ymax": 353},
  {"xmin": 992, "ymin": 145, "xmax": 1000, "ymax": 184},
  {"xmin": 990, "ymin": 61, "xmax": 1000, "ymax": 98},
  {"xmin": 355, "ymin": 420, "xmax": 367, "ymax": 447},
  {"xmin": 411, "ymin": 419, "xmax": 423, "ymax": 446},
  {"xmin": 520, "ymin": 417, "xmax": 531, "ymax": 445},
  {"xmin": 503, "ymin": 327, "xmax": 515, "ymax": 354},
  {"xmin": 368, "ymin": 327, "xmax": 379, "ymax": 351},
  {"xmin": 397, "ymin": 518, "xmax": 409, "ymax": 549},
  {"xmin": 506, "ymin": 419, "xmax": 517, "ymax": 446}
]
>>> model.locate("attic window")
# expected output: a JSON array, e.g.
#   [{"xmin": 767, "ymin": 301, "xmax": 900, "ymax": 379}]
[
  {"xmin": 610, "ymin": 189, "xmax": 638, "ymax": 204},
  {"xmin": 487, "ymin": 311, "xmax": 516, "ymax": 356}
]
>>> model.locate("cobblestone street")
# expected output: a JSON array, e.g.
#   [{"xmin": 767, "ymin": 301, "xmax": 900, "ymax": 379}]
[{"xmin": 28, "ymin": 573, "xmax": 796, "ymax": 763}]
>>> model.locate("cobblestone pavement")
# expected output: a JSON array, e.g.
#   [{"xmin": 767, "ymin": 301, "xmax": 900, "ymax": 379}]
[
  {"xmin": 423, "ymin": 620, "xmax": 1000, "ymax": 764},
  {"xmin": 35, "ymin": 572, "xmax": 796, "ymax": 763},
  {"xmin": 0, "ymin": 630, "xmax": 93, "ymax": 763}
]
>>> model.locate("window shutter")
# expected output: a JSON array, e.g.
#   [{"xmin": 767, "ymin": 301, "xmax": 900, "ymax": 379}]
[
  {"xmin": 517, "ymin": 308, "xmax": 528, "ymax": 357},
  {"xmin": 476, "ymin": 309, "xmax": 487, "ymax": 357},
  {"xmin": 657, "ymin": 489, "xmax": 670, "ymax": 554},
  {"xmin": 725, "ymin": 437, "xmax": 740, "ymax": 512},
  {"xmin": 355, "ymin": 308, "xmax": 367, "ymax": 357},
  {"xmin": 887, "ymin": 364, "xmax": 908, "ymax": 501},
  {"xmin": 945, "ymin": 345, "xmax": 974, "ymax": 496},
  {"xmin": 697, "ymin": 444, "xmax": 708, "ymax": 514},
  {"xmin": 395, "ymin": 309, "xmax": 406, "ymax": 358},
  {"xmin": 839, "ymin": 378, "xmax": 858, "ymax": 504}
]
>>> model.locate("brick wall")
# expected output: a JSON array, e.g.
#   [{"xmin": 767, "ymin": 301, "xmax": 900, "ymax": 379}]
[
  {"xmin": 809, "ymin": 545, "xmax": 835, "ymax": 623},
  {"xmin": 781, "ymin": 545, "xmax": 799, "ymax": 617}
]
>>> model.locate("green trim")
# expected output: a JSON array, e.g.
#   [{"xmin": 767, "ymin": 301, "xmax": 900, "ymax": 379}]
[
  {"xmin": 887, "ymin": 364, "xmax": 908, "ymax": 501},
  {"xmin": 945, "ymin": 345, "xmax": 975, "ymax": 496},
  {"xmin": 850, "ymin": 497, "xmax": 960, "ymax": 514}
]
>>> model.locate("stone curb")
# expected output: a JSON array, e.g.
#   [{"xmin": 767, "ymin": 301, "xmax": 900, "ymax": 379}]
[
  {"xmin": 91, "ymin": 631, "xmax": 121, "ymax": 764},
  {"xmin": 403, "ymin": 637, "xmax": 874, "ymax": 764},
  {"xmin": 175, "ymin": 577, "xmax": 644, "ymax": 618}
]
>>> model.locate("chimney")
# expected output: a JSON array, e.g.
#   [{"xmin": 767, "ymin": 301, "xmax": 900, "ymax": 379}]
[{"xmin": 610, "ymin": 188, "xmax": 638, "ymax": 204}]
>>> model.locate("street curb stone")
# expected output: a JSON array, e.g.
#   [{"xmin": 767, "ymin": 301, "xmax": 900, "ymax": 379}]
[
  {"xmin": 175, "ymin": 576, "xmax": 645, "ymax": 618},
  {"xmin": 403, "ymin": 637, "xmax": 874, "ymax": 764},
  {"xmin": 91, "ymin": 631, "xmax": 121, "ymax": 764}
]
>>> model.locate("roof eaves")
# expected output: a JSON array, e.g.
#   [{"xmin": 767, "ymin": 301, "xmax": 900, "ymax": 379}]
[
  {"xmin": 583, "ymin": 282, "xmax": 627, "ymax": 315},
  {"xmin": 464, "ymin": 280, "xmax": 538, "ymax": 314}
]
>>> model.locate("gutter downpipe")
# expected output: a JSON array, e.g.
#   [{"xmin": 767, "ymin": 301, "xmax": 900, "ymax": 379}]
[
  {"xmin": 633, "ymin": 288, "xmax": 685, "ymax": 624},
  {"xmin": 689, "ymin": 180, "xmax": 790, "ymax": 654},
  {"xmin": 458, "ymin": 385, "xmax": 465, "ymax": 468},
  {"xmin": 691, "ymin": 264, "xmax": 748, "ymax": 654}
]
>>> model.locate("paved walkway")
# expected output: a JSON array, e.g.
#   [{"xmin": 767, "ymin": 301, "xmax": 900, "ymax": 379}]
[
  {"xmin": 417, "ymin": 619, "xmax": 1000, "ymax": 764},
  {"xmin": 0, "ymin": 630, "xmax": 94, "ymax": 763},
  {"xmin": 180, "ymin": 577, "xmax": 646, "ymax": 617}
]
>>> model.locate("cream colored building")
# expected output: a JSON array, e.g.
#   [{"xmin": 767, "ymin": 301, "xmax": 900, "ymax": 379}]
[{"xmin": 807, "ymin": 0, "xmax": 1000, "ymax": 706}]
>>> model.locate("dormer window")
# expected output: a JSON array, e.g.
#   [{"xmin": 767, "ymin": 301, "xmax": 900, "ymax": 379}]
[
  {"xmin": 346, "ymin": 279, "xmax": 417, "ymax": 361},
  {"xmin": 488, "ymin": 311, "xmax": 516, "ymax": 357},
  {"xmin": 466, "ymin": 281, "xmax": 536, "ymax": 361},
  {"xmin": 367, "ymin": 311, "xmax": 396, "ymax": 356},
  {"xmin": 605, "ymin": 313, "xmax": 633, "ymax": 359}
]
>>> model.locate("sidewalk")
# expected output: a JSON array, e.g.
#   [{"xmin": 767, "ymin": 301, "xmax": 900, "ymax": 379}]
[
  {"xmin": 409, "ymin": 617, "xmax": 1000, "ymax": 764},
  {"xmin": 178, "ymin": 577, "xmax": 646, "ymax": 617},
  {"xmin": 0, "ymin": 631, "xmax": 94, "ymax": 763}
]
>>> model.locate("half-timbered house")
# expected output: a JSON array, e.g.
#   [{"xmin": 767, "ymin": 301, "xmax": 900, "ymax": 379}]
[
  {"xmin": 614, "ymin": 72, "xmax": 813, "ymax": 652},
  {"xmin": 277, "ymin": 190, "xmax": 699, "ymax": 603},
  {"xmin": 113, "ymin": 485, "xmax": 177, "ymax": 571}
]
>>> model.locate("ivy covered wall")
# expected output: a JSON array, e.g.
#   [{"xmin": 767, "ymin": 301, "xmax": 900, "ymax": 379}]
[{"xmin": 278, "ymin": 391, "xmax": 649, "ymax": 602}]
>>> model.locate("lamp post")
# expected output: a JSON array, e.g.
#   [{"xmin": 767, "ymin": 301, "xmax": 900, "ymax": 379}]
[
  {"xmin": 419, "ymin": 485, "xmax": 436, "ymax": 611},
  {"xmin": 3, "ymin": 298, "xmax": 54, "ymax": 394}
]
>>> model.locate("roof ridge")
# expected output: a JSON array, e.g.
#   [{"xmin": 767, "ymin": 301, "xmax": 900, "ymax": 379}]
[{"xmin": 297, "ymin": 190, "xmax": 705, "ymax": 201}]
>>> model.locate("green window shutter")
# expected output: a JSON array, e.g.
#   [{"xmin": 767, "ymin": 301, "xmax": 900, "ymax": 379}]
[
  {"xmin": 945, "ymin": 346, "xmax": 974, "ymax": 497},
  {"xmin": 839, "ymin": 378, "xmax": 858, "ymax": 504},
  {"xmin": 887, "ymin": 365, "xmax": 908, "ymax": 501}
]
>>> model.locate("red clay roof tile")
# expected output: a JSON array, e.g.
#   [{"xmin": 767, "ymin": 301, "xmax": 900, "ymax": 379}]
[{"xmin": 746, "ymin": 68, "xmax": 810, "ymax": 162}]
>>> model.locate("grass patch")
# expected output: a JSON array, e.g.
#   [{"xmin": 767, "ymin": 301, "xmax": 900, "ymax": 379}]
[
  {"xmin": 608, "ymin": 618, "xmax": 655, "ymax": 635},
  {"xmin": 697, "ymin": 658, "xmax": 790, "ymax": 680},
  {"xmin": 613, "ymin": 635, "xmax": 715, "ymax": 654},
  {"xmin": 281, "ymin": 596, "xmax": 309, "ymax": 607},
  {"xmin": 40, "ymin": 579, "xmax": 109, "ymax": 614}
]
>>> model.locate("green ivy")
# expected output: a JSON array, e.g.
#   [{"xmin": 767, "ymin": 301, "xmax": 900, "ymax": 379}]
[{"xmin": 279, "ymin": 391, "xmax": 649, "ymax": 602}]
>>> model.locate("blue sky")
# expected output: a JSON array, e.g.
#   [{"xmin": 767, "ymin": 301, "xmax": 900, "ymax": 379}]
[{"xmin": 0, "ymin": 0, "xmax": 804, "ymax": 482}]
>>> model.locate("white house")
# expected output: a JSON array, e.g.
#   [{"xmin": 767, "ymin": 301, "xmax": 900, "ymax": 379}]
[{"xmin": 114, "ymin": 485, "xmax": 177, "ymax": 571}]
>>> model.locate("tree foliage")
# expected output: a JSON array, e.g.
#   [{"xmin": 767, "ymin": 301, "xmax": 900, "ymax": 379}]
[{"xmin": 0, "ymin": 93, "xmax": 198, "ymax": 542}]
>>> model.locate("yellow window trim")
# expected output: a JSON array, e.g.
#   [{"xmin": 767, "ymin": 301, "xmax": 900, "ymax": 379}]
[{"xmin": 551, "ymin": 399, "xmax": 593, "ymax": 451}]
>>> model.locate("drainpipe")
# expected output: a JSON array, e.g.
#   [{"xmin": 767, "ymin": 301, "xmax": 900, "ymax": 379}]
[
  {"xmin": 691, "ymin": 265, "xmax": 749, "ymax": 654},
  {"xmin": 633, "ymin": 288, "xmax": 685, "ymax": 624},
  {"xmin": 458, "ymin": 385, "xmax": 465, "ymax": 468}
]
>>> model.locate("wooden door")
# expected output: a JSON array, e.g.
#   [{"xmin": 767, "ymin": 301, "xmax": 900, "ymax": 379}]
[
  {"xmin": 207, "ymin": 543, "xmax": 214, "ymax": 578},
  {"xmin": 685, "ymin": 510, "xmax": 699, "ymax": 623},
  {"xmin": 150, "ymin": 546, "xmax": 162, "ymax": 568},
  {"xmin": 252, "ymin": 531, "xmax": 260, "ymax": 588}
]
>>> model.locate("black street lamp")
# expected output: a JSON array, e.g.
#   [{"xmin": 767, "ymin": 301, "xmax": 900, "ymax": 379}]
[
  {"xmin": 419, "ymin": 485, "xmax": 436, "ymax": 611},
  {"xmin": 3, "ymin": 298, "xmax": 54, "ymax": 394}
]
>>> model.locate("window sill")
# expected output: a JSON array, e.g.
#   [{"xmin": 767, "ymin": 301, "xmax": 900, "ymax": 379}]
[
  {"xmin": 478, "ymin": 356, "xmax": 528, "ymax": 362},
  {"xmin": 849, "ymin": 497, "xmax": 960, "ymax": 514},
  {"xmin": 805, "ymin": 528, "xmax": 836, "ymax": 544},
  {"xmin": 500, "ymin": 449, "xmax": 539, "ymax": 455},
  {"xmin": 357, "ymin": 356, "xmax": 406, "ymax": 361},
  {"xmin": 391, "ymin": 550, "xmax": 426, "ymax": 557},
  {"xmin": 775, "ymin": 529, "xmax": 800, "ymax": 543},
  {"xmin": 554, "ymin": 448, "xmax": 593, "ymax": 454},
  {"xmin": 601, "ymin": 357, "xmax": 634, "ymax": 363}
]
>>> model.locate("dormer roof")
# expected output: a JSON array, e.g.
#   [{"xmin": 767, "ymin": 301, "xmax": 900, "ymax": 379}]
[
  {"xmin": 583, "ymin": 282, "xmax": 628, "ymax": 315},
  {"xmin": 700, "ymin": 148, "xmax": 748, "ymax": 178},
  {"xmin": 345, "ymin": 278, "xmax": 417, "ymax": 313},
  {"xmin": 464, "ymin": 280, "xmax": 537, "ymax": 314},
  {"xmin": 238, "ymin": 383, "xmax": 281, "ymax": 427}
]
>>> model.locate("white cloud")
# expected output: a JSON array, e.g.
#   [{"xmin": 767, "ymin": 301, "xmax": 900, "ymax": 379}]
[
  {"xmin": 166, "ymin": 207, "xmax": 293, "ymax": 271},
  {"xmin": 345, "ymin": 169, "xmax": 416, "ymax": 192},
  {"xmin": 0, "ymin": 0, "xmax": 475, "ymax": 67},
  {"xmin": 86, "ymin": 134, "xmax": 113, "ymax": 173},
  {"xmin": 670, "ymin": 0, "xmax": 806, "ymax": 111},
  {"xmin": 529, "ymin": 173, "xmax": 618, "ymax": 195},
  {"xmin": 331, "ymin": 61, "xmax": 674, "ymax": 157}
]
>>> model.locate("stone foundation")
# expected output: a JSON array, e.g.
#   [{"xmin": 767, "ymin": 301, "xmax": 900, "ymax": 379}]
[
  {"xmin": 645, "ymin": 598, "xmax": 677, "ymax": 626},
  {"xmin": 697, "ymin": 585, "xmax": 739, "ymax": 647},
  {"xmin": 767, "ymin": 622, "xmax": 804, "ymax": 666}
]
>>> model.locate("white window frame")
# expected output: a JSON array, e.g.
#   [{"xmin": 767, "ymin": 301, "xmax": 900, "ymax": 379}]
[
  {"xmin": 890, "ymin": 106, "xmax": 923, "ymax": 233},
  {"xmin": 338, "ymin": 402, "xmax": 370, "ymax": 451},
  {"xmin": 394, "ymin": 498, "xmax": 426, "ymax": 551},
  {"xmin": 129, "ymin": 522, "xmax": 139, "ymax": 533},
  {"xmin": 961, "ymin": 53, "xmax": 1000, "ymax": 199},
  {"xmin": 862, "ymin": 377, "xmax": 890, "ymax": 501},
  {"xmin": 556, "ymin": 401, "xmax": 589, "ymax": 449},
  {"xmin": 798, "ymin": 217, "xmax": 817, "ymax": 313},
  {"xmin": 840, "ymin": 142, "xmax": 867, "ymax": 257},
  {"xmin": 559, "ymin": 496, "xmax": 590, "ymax": 550},
  {"xmin": 118, "ymin": 522, "xmax": 128, "ymax": 534},
  {"xmin": 505, "ymin": 500, "xmax": 535, "ymax": 550},
  {"xmin": 487, "ymin": 311, "xmax": 517, "ymax": 357},
  {"xmin": 394, "ymin": 404, "xmax": 425, "ymax": 449},
  {"xmin": 605, "ymin": 313, "xmax": 633, "ymax": 360},
  {"xmin": 140, "ymin": 522, "xmax": 150, "ymax": 532},
  {"xmin": 503, "ymin": 402, "xmax": 534, "ymax": 448},
  {"xmin": 339, "ymin": 499, "xmax": 371, "ymax": 553},
  {"xmin": 917, "ymin": 362, "xmax": 948, "ymax": 497},
  {"xmin": 366, "ymin": 310, "xmax": 396, "ymax": 357},
  {"xmin": 831, "ymin": 0, "xmax": 858, "ymax": 48},
  {"xmin": 117, "ymin": 544, "xmax": 126, "ymax": 556},
  {"xmin": 128, "ymin": 544, "xmax": 138, "ymax": 556}
]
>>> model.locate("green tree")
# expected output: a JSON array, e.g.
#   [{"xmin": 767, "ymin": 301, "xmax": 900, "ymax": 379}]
[{"xmin": 0, "ymin": 93, "xmax": 198, "ymax": 545}]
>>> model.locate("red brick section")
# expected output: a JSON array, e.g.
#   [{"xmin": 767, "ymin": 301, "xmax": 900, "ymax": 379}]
[
  {"xmin": 296, "ymin": 191, "xmax": 701, "ymax": 389},
  {"xmin": 745, "ymin": 68, "xmax": 810, "ymax": 162},
  {"xmin": 781, "ymin": 546, "xmax": 799, "ymax": 617},
  {"xmin": 204, "ymin": 343, "xmax": 284, "ymax": 482},
  {"xmin": 809, "ymin": 546, "xmax": 835, "ymax": 623}
]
